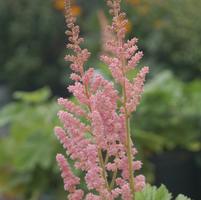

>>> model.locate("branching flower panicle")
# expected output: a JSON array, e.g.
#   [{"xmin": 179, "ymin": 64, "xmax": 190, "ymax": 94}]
[{"xmin": 55, "ymin": 0, "xmax": 149, "ymax": 199}]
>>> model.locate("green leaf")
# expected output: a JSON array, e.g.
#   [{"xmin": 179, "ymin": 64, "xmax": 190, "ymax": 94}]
[
  {"xmin": 136, "ymin": 185, "xmax": 192, "ymax": 200},
  {"xmin": 175, "ymin": 194, "xmax": 191, "ymax": 200},
  {"xmin": 136, "ymin": 184, "xmax": 172, "ymax": 200},
  {"xmin": 0, "ymin": 103, "xmax": 20, "ymax": 126},
  {"xmin": 155, "ymin": 185, "xmax": 172, "ymax": 200},
  {"xmin": 13, "ymin": 87, "xmax": 51, "ymax": 103}
]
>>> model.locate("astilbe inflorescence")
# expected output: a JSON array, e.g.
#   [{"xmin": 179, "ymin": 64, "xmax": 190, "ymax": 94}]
[{"xmin": 55, "ymin": 0, "xmax": 149, "ymax": 199}]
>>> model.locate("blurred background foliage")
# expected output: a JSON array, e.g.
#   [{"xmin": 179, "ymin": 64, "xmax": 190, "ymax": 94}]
[{"xmin": 0, "ymin": 0, "xmax": 200, "ymax": 199}]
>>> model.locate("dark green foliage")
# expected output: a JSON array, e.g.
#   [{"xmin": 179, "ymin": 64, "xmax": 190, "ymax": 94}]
[
  {"xmin": 125, "ymin": 0, "xmax": 201, "ymax": 80},
  {"xmin": 0, "ymin": 0, "xmax": 70, "ymax": 94},
  {"xmin": 133, "ymin": 71, "xmax": 201, "ymax": 152}
]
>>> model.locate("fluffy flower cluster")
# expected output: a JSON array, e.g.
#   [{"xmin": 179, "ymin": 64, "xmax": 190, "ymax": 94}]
[{"xmin": 55, "ymin": 0, "xmax": 149, "ymax": 199}]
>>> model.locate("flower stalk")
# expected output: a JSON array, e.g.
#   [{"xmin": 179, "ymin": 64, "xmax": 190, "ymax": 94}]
[
  {"xmin": 123, "ymin": 77, "xmax": 135, "ymax": 198},
  {"xmin": 55, "ymin": 0, "xmax": 149, "ymax": 199}
]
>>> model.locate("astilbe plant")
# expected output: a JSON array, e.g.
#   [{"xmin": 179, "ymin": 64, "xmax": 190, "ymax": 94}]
[{"xmin": 55, "ymin": 0, "xmax": 149, "ymax": 199}]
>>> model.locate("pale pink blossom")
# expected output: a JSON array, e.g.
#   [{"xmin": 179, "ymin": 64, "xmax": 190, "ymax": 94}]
[
  {"xmin": 111, "ymin": 188, "xmax": 121, "ymax": 199},
  {"xmin": 54, "ymin": 127, "xmax": 69, "ymax": 151},
  {"xmin": 85, "ymin": 193, "xmax": 101, "ymax": 200},
  {"xmin": 121, "ymin": 183, "xmax": 132, "ymax": 200},
  {"xmin": 82, "ymin": 68, "xmax": 94, "ymax": 85},
  {"xmin": 68, "ymin": 82, "xmax": 89, "ymax": 105},
  {"xmin": 127, "ymin": 51, "xmax": 143, "ymax": 69},
  {"xmin": 58, "ymin": 97, "xmax": 87, "ymax": 117},
  {"xmin": 100, "ymin": 55, "xmax": 124, "ymax": 83},
  {"xmin": 116, "ymin": 177, "xmax": 126, "ymax": 187},
  {"xmin": 58, "ymin": 111, "xmax": 89, "ymax": 134},
  {"xmin": 56, "ymin": 154, "xmax": 80, "ymax": 192},
  {"xmin": 133, "ymin": 160, "xmax": 143, "ymax": 171},
  {"xmin": 135, "ymin": 175, "xmax": 146, "ymax": 192},
  {"xmin": 70, "ymin": 73, "xmax": 81, "ymax": 81},
  {"xmin": 90, "ymin": 110, "xmax": 106, "ymax": 149},
  {"xmin": 126, "ymin": 66, "xmax": 149, "ymax": 113},
  {"xmin": 68, "ymin": 189, "xmax": 84, "ymax": 200},
  {"xmin": 55, "ymin": 0, "xmax": 149, "ymax": 199},
  {"xmin": 106, "ymin": 162, "xmax": 117, "ymax": 172},
  {"xmin": 85, "ymin": 166, "xmax": 105, "ymax": 190}
]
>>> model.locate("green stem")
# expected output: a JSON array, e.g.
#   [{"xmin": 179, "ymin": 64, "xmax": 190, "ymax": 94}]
[
  {"xmin": 109, "ymin": 168, "xmax": 117, "ymax": 190},
  {"xmin": 123, "ymin": 82, "xmax": 135, "ymax": 199},
  {"xmin": 98, "ymin": 149, "xmax": 110, "ymax": 191},
  {"xmin": 126, "ymin": 117, "xmax": 135, "ymax": 199},
  {"xmin": 104, "ymin": 152, "xmax": 109, "ymax": 165}
]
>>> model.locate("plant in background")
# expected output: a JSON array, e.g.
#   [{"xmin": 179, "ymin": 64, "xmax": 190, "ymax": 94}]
[
  {"xmin": 0, "ymin": 88, "xmax": 64, "ymax": 199},
  {"xmin": 134, "ymin": 71, "xmax": 201, "ymax": 152},
  {"xmin": 55, "ymin": 0, "xmax": 148, "ymax": 199},
  {"xmin": 0, "ymin": 0, "xmax": 68, "ymax": 94},
  {"xmin": 124, "ymin": 0, "xmax": 201, "ymax": 81}
]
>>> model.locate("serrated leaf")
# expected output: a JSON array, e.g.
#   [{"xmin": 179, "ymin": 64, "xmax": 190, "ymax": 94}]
[
  {"xmin": 136, "ymin": 184, "xmax": 172, "ymax": 200},
  {"xmin": 155, "ymin": 185, "xmax": 172, "ymax": 200},
  {"xmin": 175, "ymin": 194, "xmax": 191, "ymax": 200}
]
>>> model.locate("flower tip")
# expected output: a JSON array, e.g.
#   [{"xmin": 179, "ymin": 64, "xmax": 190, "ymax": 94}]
[
  {"xmin": 57, "ymin": 110, "xmax": 64, "ymax": 117},
  {"xmin": 143, "ymin": 66, "xmax": 149, "ymax": 73},
  {"xmin": 56, "ymin": 153, "xmax": 64, "ymax": 161},
  {"xmin": 57, "ymin": 97, "xmax": 64, "ymax": 104},
  {"xmin": 54, "ymin": 126, "xmax": 62, "ymax": 134}
]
